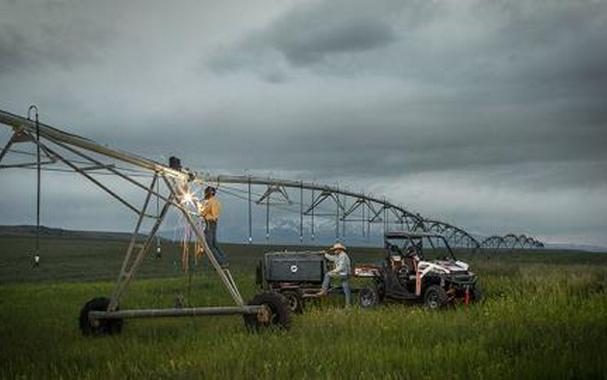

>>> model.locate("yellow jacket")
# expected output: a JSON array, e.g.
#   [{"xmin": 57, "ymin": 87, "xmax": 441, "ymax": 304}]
[{"xmin": 199, "ymin": 196, "xmax": 222, "ymax": 222}]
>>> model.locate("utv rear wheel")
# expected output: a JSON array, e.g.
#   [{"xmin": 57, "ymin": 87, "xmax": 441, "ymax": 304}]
[
  {"xmin": 244, "ymin": 292, "xmax": 291, "ymax": 331},
  {"xmin": 281, "ymin": 290, "xmax": 304, "ymax": 313},
  {"xmin": 424, "ymin": 285, "xmax": 448, "ymax": 310},
  {"xmin": 79, "ymin": 297, "xmax": 123, "ymax": 336},
  {"xmin": 359, "ymin": 286, "xmax": 379, "ymax": 309}
]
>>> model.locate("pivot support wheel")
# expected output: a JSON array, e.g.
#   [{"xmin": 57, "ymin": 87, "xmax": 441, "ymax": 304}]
[
  {"xmin": 79, "ymin": 297, "xmax": 123, "ymax": 336},
  {"xmin": 244, "ymin": 292, "xmax": 291, "ymax": 331}
]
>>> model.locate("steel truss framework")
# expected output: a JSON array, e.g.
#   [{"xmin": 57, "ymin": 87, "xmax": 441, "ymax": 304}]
[
  {"xmin": 198, "ymin": 176, "xmax": 545, "ymax": 250},
  {"xmin": 0, "ymin": 109, "xmax": 265, "ymax": 325},
  {"xmin": 413, "ymin": 219, "xmax": 481, "ymax": 249},
  {"xmin": 481, "ymin": 234, "xmax": 544, "ymax": 249},
  {"xmin": 0, "ymin": 108, "xmax": 544, "ymax": 261}
]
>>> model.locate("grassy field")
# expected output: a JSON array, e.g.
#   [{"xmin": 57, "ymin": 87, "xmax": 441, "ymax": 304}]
[{"xmin": 1, "ymin": 236, "xmax": 606, "ymax": 379}]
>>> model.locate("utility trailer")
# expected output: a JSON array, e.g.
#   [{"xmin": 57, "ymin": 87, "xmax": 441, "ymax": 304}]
[
  {"xmin": 256, "ymin": 250, "xmax": 355, "ymax": 312},
  {"xmin": 0, "ymin": 108, "xmax": 291, "ymax": 335}
]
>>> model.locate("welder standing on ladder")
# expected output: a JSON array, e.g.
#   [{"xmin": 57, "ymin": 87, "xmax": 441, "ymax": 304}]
[{"xmin": 198, "ymin": 186, "xmax": 229, "ymax": 268}]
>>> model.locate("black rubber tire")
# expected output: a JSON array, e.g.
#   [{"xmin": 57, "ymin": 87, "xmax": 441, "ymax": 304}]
[
  {"xmin": 243, "ymin": 292, "xmax": 291, "ymax": 331},
  {"xmin": 359, "ymin": 286, "xmax": 379, "ymax": 309},
  {"xmin": 472, "ymin": 285, "xmax": 484, "ymax": 303},
  {"xmin": 281, "ymin": 290, "xmax": 304, "ymax": 313},
  {"xmin": 423, "ymin": 285, "xmax": 449, "ymax": 310},
  {"xmin": 79, "ymin": 297, "xmax": 123, "ymax": 336}
]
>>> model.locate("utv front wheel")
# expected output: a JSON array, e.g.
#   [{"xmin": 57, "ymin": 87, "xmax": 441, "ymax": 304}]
[{"xmin": 424, "ymin": 285, "xmax": 448, "ymax": 310}]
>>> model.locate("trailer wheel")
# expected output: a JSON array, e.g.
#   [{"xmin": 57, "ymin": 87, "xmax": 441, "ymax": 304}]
[
  {"xmin": 244, "ymin": 292, "xmax": 291, "ymax": 331},
  {"xmin": 424, "ymin": 285, "xmax": 448, "ymax": 310},
  {"xmin": 79, "ymin": 297, "xmax": 123, "ymax": 336},
  {"xmin": 281, "ymin": 290, "xmax": 304, "ymax": 313},
  {"xmin": 359, "ymin": 286, "xmax": 379, "ymax": 309}
]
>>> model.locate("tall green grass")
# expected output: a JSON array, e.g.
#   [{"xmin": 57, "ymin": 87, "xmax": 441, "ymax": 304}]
[
  {"xmin": 0, "ymin": 237, "xmax": 606, "ymax": 379},
  {"xmin": 1, "ymin": 264, "xmax": 606, "ymax": 379}
]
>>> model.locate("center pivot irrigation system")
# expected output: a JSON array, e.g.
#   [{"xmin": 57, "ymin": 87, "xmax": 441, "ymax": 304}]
[{"xmin": 0, "ymin": 107, "xmax": 543, "ymax": 333}]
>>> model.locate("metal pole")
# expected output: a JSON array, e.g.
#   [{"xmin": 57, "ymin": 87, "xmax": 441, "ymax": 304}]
[
  {"xmin": 311, "ymin": 189, "xmax": 315, "ymax": 241},
  {"xmin": 248, "ymin": 176, "xmax": 252, "ymax": 243},
  {"xmin": 266, "ymin": 193, "xmax": 270, "ymax": 241},
  {"xmin": 300, "ymin": 181, "xmax": 303, "ymax": 242},
  {"xmin": 362, "ymin": 200, "xmax": 365, "ymax": 238},
  {"xmin": 90, "ymin": 305, "xmax": 263, "ymax": 320},
  {"xmin": 155, "ymin": 178, "xmax": 161, "ymax": 257},
  {"xmin": 35, "ymin": 111, "xmax": 40, "ymax": 255},
  {"xmin": 342, "ymin": 194, "xmax": 346, "ymax": 240},
  {"xmin": 335, "ymin": 194, "xmax": 339, "ymax": 241},
  {"xmin": 383, "ymin": 199, "xmax": 387, "ymax": 235},
  {"xmin": 28, "ymin": 105, "xmax": 40, "ymax": 257}
]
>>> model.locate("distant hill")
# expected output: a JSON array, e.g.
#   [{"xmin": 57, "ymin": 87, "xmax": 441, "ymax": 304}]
[
  {"xmin": 0, "ymin": 225, "xmax": 149, "ymax": 241},
  {"xmin": 543, "ymin": 242, "xmax": 607, "ymax": 253}
]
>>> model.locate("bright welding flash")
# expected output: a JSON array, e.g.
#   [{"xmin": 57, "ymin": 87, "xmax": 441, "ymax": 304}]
[{"xmin": 181, "ymin": 191, "xmax": 194, "ymax": 205}]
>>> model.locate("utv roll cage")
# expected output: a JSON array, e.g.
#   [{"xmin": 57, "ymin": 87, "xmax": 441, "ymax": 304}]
[{"xmin": 384, "ymin": 231, "xmax": 458, "ymax": 262}]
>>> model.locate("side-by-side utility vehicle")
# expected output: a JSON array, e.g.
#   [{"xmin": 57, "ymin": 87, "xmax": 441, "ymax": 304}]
[{"xmin": 355, "ymin": 231, "xmax": 482, "ymax": 309}]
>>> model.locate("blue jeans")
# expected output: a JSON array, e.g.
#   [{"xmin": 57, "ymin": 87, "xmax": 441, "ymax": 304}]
[
  {"xmin": 321, "ymin": 272, "xmax": 351, "ymax": 306},
  {"xmin": 204, "ymin": 221, "xmax": 227, "ymax": 266}
]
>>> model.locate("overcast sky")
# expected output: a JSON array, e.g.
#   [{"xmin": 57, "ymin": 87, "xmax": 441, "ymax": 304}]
[{"xmin": 0, "ymin": 0, "xmax": 606, "ymax": 246}]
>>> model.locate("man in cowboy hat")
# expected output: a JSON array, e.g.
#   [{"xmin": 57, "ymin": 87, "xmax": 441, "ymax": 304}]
[
  {"xmin": 198, "ymin": 186, "xmax": 228, "ymax": 268},
  {"xmin": 317, "ymin": 242, "xmax": 352, "ymax": 307}
]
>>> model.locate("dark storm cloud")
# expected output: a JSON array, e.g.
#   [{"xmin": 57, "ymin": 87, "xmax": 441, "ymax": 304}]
[
  {"xmin": 207, "ymin": 0, "xmax": 400, "ymax": 77},
  {"xmin": 266, "ymin": 17, "xmax": 396, "ymax": 66},
  {"xmin": 209, "ymin": 0, "xmax": 607, "ymax": 92}
]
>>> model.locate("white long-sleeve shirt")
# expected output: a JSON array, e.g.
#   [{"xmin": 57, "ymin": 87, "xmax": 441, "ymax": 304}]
[{"xmin": 325, "ymin": 251, "xmax": 351, "ymax": 276}]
